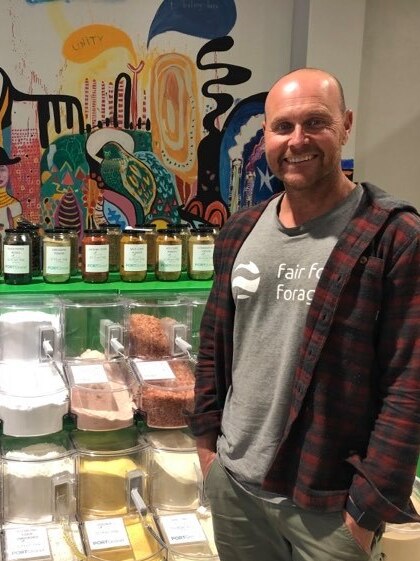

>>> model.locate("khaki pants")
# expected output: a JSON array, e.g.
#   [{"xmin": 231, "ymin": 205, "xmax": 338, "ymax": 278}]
[{"xmin": 204, "ymin": 458, "xmax": 383, "ymax": 561}]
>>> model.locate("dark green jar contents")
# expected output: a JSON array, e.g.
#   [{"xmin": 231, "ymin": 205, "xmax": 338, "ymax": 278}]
[{"xmin": 3, "ymin": 229, "xmax": 32, "ymax": 285}]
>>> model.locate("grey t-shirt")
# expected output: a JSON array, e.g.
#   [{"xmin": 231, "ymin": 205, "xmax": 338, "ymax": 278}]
[{"xmin": 217, "ymin": 185, "xmax": 363, "ymax": 491}]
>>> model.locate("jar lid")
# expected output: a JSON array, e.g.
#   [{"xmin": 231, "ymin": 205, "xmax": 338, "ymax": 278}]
[
  {"xmin": 84, "ymin": 228, "xmax": 107, "ymax": 234},
  {"xmin": 16, "ymin": 224, "xmax": 39, "ymax": 232},
  {"xmin": 123, "ymin": 228, "xmax": 147, "ymax": 234},
  {"xmin": 101, "ymin": 223, "xmax": 121, "ymax": 231},
  {"xmin": 56, "ymin": 226, "xmax": 78, "ymax": 232},
  {"xmin": 190, "ymin": 227, "xmax": 214, "ymax": 234},
  {"xmin": 157, "ymin": 228, "xmax": 179, "ymax": 235},
  {"xmin": 168, "ymin": 223, "xmax": 189, "ymax": 231},
  {"xmin": 44, "ymin": 228, "xmax": 69, "ymax": 234},
  {"xmin": 136, "ymin": 223, "xmax": 157, "ymax": 230}
]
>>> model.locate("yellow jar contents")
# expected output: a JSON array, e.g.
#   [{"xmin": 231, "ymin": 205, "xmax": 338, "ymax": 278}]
[
  {"xmin": 120, "ymin": 229, "xmax": 147, "ymax": 282},
  {"xmin": 78, "ymin": 456, "xmax": 140, "ymax": 518},
  {"xmin": 155, "ymin": 229, "xmax": 182, "ymax": 281},
  {"xmin": 187, "ymin": 228, "xmax": 215, "ymax": 280},
  {"xmin": 42, "ymin": 229, "xmax": 71, "ymax": 283}
]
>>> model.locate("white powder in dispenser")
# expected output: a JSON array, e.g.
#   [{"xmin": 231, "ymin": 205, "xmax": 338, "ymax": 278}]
[
  {"xmin": 0, "ymin": 362, "xmax": 69, "ymax": 436},
  {"xmin": 0, "ymin": 311, "xmax": 59, "ymax": 361},
  {"xmin": 3, "ymin": 443, "xmax": 75, "ymax": 524}
]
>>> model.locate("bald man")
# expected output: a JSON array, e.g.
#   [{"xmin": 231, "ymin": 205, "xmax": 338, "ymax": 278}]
[{"xmin": 188, "ymin": 68, "xmax": 420, "ymax": 561}]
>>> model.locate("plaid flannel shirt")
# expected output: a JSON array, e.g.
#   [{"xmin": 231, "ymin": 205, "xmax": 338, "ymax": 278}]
[{"xmin": 187, "ymin": 182, "xmax": 420, "ymax": 527}]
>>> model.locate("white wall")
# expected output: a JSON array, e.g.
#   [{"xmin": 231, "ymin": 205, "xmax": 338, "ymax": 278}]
[
  {"xmin": 354, "ymin": 0, "xmax": 420, "ymax": 207},
  {"xmin": 305, "ymin": 0, "xmax": 366, "ymax": 161}
]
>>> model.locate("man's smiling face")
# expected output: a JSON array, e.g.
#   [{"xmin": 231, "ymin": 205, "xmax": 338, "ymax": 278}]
[{"xmin": 263, "ymin": 70, "xmax": 352, "ymax": 194}]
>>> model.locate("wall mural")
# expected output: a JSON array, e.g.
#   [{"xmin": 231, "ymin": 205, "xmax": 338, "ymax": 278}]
[{"xmin": 0, "ymin": 0, "xmax": 284, "ymax": 240}]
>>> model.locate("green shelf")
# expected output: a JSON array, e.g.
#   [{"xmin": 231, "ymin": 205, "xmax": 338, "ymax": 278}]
[{"xmin": 0, "ymin": 272, "xmax": 213, "ymax": 295}]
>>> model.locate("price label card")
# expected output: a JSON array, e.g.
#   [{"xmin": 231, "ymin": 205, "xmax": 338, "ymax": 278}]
[
  {"xmin": 71, "ymin": 364, "xmax": 108, "ymax": 384},
  {"xmin": 133, "ymin": 360, "xmax": 175, "ymax": 381},
  {"xmin": 5, "ymin": 526, "xmax": 51, "ymax": 560},
  {"xmin": 159, "ymin": 513, "xmax": 206, "ymax": 545},
  {"xmin": 85, "ymin": 517, "xmax": 130, "ymax": 550}
]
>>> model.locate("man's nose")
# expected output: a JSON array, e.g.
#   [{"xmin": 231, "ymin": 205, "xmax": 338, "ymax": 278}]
[{"xmin": 289, "ymin": 125, "xmax": 306, "ymax": 147}]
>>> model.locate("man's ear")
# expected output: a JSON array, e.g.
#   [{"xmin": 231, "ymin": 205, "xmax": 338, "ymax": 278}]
[{"xmin": 342, "ymin": 109, "xmax": 353, "ymax": 145}]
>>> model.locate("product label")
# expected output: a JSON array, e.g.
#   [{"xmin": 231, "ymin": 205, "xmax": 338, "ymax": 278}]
[
  {"xmin": 85, "ymin": 517, "xmax": 130, "ymax": 550},
  {"xmin": 70, "ymin": 363, "xmax": 108, "ymax": 384},
  {"xmin": 133, "ymin": 360, "xmax": 175, "ymax": 381},
  {"xmin": 5, "ymin": 526, "xmax": 51, "ymax": 560},
  {"xmin": 192, "ymin": 244, "xmax": 214, "ymax": 271},
  {"xmin": 4, "ymin": 244, "xmax": 30, "ymax": 274},
  {"xmin": 123, "ymin": 244, "xmax": 147, "ymax": 271},
  {"xmin": 45, "ymin": 245, "xmax": 71, "ymax": 275},
  {"xmin": 157, "ymin": 244, "xmax": 182, "ymax": 272},
  {"xmin": 85, "ymin": 244, "xmax": 109, "ymax": 273},
  {"xmin": 159, "ymin": 513, "xmax": 206, "ymax": 545}
]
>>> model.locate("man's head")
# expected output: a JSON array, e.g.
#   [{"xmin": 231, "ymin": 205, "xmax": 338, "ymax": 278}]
[{"xmin": 263, "ymin": 68, "xmax": 352, "ymax": 194}]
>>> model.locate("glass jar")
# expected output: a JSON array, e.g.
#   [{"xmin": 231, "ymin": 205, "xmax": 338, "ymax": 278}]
[
  {"xmin": 188, "ymin": 227, "xmax": 215, "ymax": 280},
  {"xmin": 3, "ymin": 229, "xmax": 32, "ymax": 285},
  {"xmin": 16, "ymin": 222, "xmax": 41, "ymax": 276},
  {"xmin": 59, "ymin": 226, "xmax": 79, "ymax": 275},
  {"xmin": 42, "ymin": 228, "xmax": 71, "ymax": 283},
  {"xmin": 169, "ymin": 223, "xmax": 190, "ymax": 271},
  {"xmin": 103, "ymin": 223, "xmax": 121, "ymax": 272},
  {"xmin": 120, "ymin": 228, "xmax": 147, "ymax": 282},
  {"xmin": 138, "ymin": 223, "xmax": 157, "ymax": 272},
  {"xmin": 155, "ymin": 228, "xmax": 182, "ymax": 281},
  {"xmin": 199, "ymin": 223, "xmax": 220, "ymax": 239},
  {"xmin": 81, "ymin": 229, "xmax": 109, "ymax": 283}
]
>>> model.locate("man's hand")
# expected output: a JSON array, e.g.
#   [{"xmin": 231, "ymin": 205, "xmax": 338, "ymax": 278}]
[
  {"xmin": 196, "ymin": 431, "xmax": 218, "ymax": 479},
  {"xmin": 343, "ymin": 509, "xmax": 374, "ymax": 554}
]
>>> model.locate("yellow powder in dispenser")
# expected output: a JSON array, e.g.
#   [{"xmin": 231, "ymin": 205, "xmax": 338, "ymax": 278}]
[{"xmin": 78, "ymin": 457, "xmax": 139, "ymax": 518}]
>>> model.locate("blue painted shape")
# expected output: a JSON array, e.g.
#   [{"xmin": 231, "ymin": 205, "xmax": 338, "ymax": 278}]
[
  {"xmin": 148, "ymin": 0, "xmax": 236, "ymax": 46},
  {"xmin": 341, "ymin": 158, "xmax": 354, "ymax": 170},
  {"xmin": 26, "ymin": 0, "xmax": 67, "ymax": 4}
]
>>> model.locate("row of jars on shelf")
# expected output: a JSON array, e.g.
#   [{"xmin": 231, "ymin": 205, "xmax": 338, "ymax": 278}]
[
  {"xmin": 0, "ymin": 426, "xmax": 219, "ymax": 561},
  {"xmin": 0, "ymin": 222, "xmax": 218, "ymax": 285}
]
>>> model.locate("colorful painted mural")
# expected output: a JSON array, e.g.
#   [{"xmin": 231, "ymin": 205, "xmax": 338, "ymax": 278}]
[{"xmin": 0, "ymin": 0, "xmax": 287, "ymax": 239}]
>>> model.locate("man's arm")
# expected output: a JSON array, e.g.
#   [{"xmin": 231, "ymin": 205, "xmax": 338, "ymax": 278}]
[{"xmin": 348, "ymin": 219, "xmax": 420, "ymax": 525}]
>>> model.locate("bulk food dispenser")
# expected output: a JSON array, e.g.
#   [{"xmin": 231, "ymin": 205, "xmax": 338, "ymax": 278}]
[
  {"xmin": 71, "ymin": 427, "xmax": 166, "ymax": 561},
  {"xmin": 126, "ymin": 293, "xmax": 195, "ymax": 430},
  {"xmin": 61, "ymin": 295, "xmax": 138, "ymax": 431},
  {"xmin": 0, "ymin": 297, "xmax": 69, "ymax": 438},
  {"xmin": 147, "ymin": 430, "xmax": 219, "ymax": 560},
  {"xmin": 0, "ymin": 431, "xmax": 83, "ymax": 561}
]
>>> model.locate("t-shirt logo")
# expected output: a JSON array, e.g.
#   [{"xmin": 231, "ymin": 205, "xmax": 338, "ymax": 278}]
[{"xmin": 232, "ymin": 261, "xmax": 261, "ymax": 300}]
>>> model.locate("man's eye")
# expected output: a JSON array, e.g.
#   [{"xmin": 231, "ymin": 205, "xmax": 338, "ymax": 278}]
[
  {"xmin": 274, "ymin": 122, "xmax": 293, "ymax": 134},
  {"xmin": 305, "ymin": 118, "xmax": 325, "ymax": 130}
]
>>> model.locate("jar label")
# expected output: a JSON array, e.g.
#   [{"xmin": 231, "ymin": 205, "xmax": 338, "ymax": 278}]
[
  {"xmin": 159, "ymin": 513, "xmax": 206, "ymax": 545},
  {"xmin": 157, "ymin": 244, "xmax": 182, "ymax": 272},
  {"xmin": 192, "ymin": 244, "xmax": 214, "ymax": 271},
  {"xmin": 123, "ymin": 244, "xmax": 147, "ymax": 271},
  {"xmin": 85, "ymin": 244, "xmax": 109, "ymax": 272},
  {"xmin": 132, "ymin": 359, "xmax": 175, "ymax": 381},
  {"xmin": 5, "ymin": 526, "xmax": 50, "ymax": 560},
  {"xmin": 45, "ymin": 246, "xmax": 71, "ymax": 274},
  {"xmin": 4, "ymin": 245, "xmax": 30, "ymax": 274},
  {"xmin": 84, "ymin": 517, "xmax": 130, "ymax": 550}
]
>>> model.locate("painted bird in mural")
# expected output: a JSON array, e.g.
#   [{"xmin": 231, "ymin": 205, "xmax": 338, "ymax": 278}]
[{"xmin": 98, "ymin": 141, "xmax": 157, "ymax": 218}]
